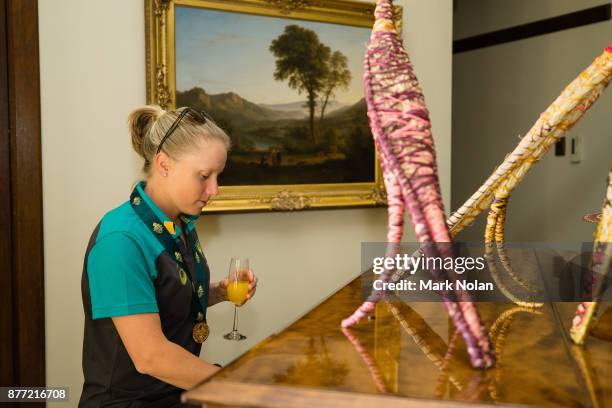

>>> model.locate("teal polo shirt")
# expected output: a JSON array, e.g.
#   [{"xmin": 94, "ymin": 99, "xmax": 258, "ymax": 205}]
[{"xmin": 79, "ymin": 181, "xmax": 209, "ymax": 408}]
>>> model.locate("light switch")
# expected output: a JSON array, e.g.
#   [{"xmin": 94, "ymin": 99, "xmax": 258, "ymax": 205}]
[{"xmin": 570, "ymin": 134, "xmax": 582, "ymax": 164}]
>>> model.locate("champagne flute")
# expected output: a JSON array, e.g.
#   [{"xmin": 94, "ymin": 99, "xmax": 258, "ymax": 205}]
[{"xmin": 223, "ymin": 257, "xmax": 249, "ymax": 340}]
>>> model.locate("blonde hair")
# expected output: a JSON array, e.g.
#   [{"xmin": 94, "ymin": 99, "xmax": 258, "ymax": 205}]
[{"xmin": 128, "ymin": 105, "xmax": 231, "ymax": 175}]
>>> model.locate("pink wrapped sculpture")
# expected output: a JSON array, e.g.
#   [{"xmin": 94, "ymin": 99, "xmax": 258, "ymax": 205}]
[{"xmin": 341, "ymin": 0, "xmax": 494, "ymax": 369}]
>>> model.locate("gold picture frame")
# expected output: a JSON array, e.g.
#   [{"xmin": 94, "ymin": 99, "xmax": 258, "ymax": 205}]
[{"xmin": 145, "ymin": 0, "xmax": 401, "ymax": 212}]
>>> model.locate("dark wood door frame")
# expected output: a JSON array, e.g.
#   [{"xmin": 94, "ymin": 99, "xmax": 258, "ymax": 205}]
[
  {"xmin": 0, "ymin": 0, "xmax": 45, "ymax": 390},
  {"xmin": 453, "ymin": 3, "xmax": 611, "ymax": 53},
  {"xmin": 0, "ymin": 0, "xmax": 15, "ymax": 387}
]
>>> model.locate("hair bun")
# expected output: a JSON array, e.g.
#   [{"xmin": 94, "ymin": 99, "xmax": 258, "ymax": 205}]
[{"xmin": 127, "ymin": 105, "xmax": 165, "ymax": 158}]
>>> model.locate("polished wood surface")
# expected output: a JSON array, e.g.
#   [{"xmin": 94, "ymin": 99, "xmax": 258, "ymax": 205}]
[{"xmin": 184, "ymin": 275, "xmax": 612, "ymax": 407}]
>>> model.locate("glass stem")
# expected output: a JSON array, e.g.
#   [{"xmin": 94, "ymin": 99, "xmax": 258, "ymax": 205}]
[{"xmin": 232, "ymin": 305, "xmax": 238, "ymax": 332}]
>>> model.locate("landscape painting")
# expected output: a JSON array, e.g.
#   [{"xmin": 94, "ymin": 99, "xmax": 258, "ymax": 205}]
[{"xmin": 174, "ymin": 5, "xmax": 374, "ymax": 186}]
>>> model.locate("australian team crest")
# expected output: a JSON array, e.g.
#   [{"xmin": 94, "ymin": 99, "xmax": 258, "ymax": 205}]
[
  {"xmin": 152, "ymin": 222, "xmax": 163, "ymax": 234},
  {"xmin": 179, "ymin": 267, "xmax": 188, "ymax": 285}
]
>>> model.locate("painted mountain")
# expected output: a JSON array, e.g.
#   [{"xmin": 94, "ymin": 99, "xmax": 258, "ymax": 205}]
[
  {"xmin": 258, "ymin": 101, "xmax": 347, "ymax": 119},
  {"xmin": 176, "ymin": 87, "xmax": 374, "ymax": 185}
]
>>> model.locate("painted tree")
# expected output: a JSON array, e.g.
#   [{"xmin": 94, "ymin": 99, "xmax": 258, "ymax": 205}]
[
  {"xmin": 270, "ymin": 25, "xmax": 330, "ymax": 144},
  {"xmin": 319, "ymin": 51, "xmax": 351, "ymax": 123}
]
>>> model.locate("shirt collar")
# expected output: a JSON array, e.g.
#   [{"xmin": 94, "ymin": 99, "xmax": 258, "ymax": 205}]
[{"xmin": 135, "ymin": 181, "xmax": 200, "ymax": 239}]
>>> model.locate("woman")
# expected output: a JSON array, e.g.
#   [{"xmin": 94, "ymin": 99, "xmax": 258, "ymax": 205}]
[{"xmin": 79, "ymin": 105, "xmax": 257, "ymax": 407}]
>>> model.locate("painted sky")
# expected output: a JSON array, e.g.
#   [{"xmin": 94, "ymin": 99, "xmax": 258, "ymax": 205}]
[{"xmin": 175, "ymin": 6, "xmax": 371, "ymax": 105}]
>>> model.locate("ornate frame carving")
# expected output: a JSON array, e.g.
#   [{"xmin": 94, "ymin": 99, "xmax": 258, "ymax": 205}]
[{"xmin": 145, "ymin": 0, "xmax": 401, "ymax": 212}]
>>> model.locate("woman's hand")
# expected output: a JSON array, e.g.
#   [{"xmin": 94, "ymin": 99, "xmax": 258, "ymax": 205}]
[
  {"xmin": 243, "ymin": 269, "xmax": 258, "ymax": 304},
  {"xmin": 217, "ymin": 269, "xmax": 258, "ymax": 306}
]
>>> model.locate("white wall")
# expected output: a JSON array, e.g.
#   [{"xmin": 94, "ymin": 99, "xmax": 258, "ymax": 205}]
[
  {"xmin": 39, "ymin": 0, "xmax": 452, "ymax": 405},
  {"xmin": 452, "ymin": 0, "xmax": 612, "ymax": 242}
]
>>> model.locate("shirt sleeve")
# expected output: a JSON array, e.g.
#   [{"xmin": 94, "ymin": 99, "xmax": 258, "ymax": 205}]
[{"xmin": 87, "ymin": 231, "xmax": 159, "ymax": 319}]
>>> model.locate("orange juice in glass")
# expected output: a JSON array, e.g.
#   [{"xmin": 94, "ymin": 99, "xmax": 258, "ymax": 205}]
[
  {"xmin": 227, "ymin": 279, "xmax": 249, "ymax": 305},
  {"xmin": 224, "ymin": 258, "xmax": 249, "ymax": 340}
]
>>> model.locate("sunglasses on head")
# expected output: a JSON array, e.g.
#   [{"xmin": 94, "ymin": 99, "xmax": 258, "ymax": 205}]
[{"xmin": 156, "ymin": 107, "xmax": 211, "ymax": 155}]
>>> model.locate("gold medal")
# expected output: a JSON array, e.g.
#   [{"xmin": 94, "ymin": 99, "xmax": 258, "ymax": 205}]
[{"xmin": 192, "ymin": 321, "xmax": 209, "ymax": 343}]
